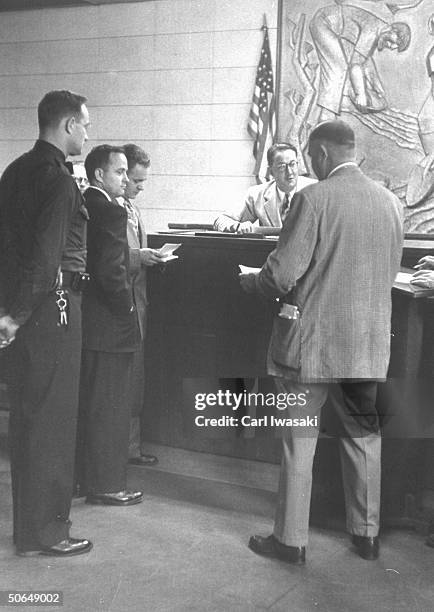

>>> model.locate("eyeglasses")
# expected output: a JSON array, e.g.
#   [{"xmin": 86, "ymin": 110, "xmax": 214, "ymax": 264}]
[{"xmin": 273, "ymin": 161, "xmax": 298, "ymax": 171}]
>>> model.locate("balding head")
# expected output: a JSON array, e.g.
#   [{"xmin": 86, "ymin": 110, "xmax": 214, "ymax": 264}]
[{"xmin": 308, "ymin": 120, "xmax": 356, "ymax": 180}]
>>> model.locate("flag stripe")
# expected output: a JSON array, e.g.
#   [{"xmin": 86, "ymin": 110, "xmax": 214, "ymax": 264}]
[{"xmin": 247, "ymin": 25, "xmax": 276, "ymax": 183}]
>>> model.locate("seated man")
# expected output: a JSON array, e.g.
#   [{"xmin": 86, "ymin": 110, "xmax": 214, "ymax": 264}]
[{"xmin": 213, "ymin": 143, "xmax": 316, "ymax": 233}]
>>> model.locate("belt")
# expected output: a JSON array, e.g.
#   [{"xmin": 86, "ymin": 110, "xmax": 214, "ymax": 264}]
[{"xmin": 60, "ymin": 270, "xmax": 90, "ymax": 291}]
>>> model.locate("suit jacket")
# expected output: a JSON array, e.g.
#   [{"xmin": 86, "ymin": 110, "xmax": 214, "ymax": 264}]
[
  {"xmin": 256, "ymin": 165, "xmax": 403, "ymax": 381},
  {"xmin": 124, "ymin": 200, "xmax": 148, "ymax": 340},
  {"xmin": 213, "ymin": 177, "xmax": 316, "ymax": 232},
  {"xmin": 82, "ymin": 187, "xmax": 141, "ymax": 353}
]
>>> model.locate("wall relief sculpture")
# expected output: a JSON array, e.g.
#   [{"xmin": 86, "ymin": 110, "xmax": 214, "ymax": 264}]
[{"xmin": 277, "ymin": 0, "xmax": 434, "ymax": 232}]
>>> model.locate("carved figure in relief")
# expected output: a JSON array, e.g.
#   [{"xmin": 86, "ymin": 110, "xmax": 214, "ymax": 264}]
[
  {"xmin": 309, "ymin": 4, "xmax": 411, "ymax": 120},
  {"xmin": 405, "ymin": 41, "xmax": 434, "ymax": 232}
]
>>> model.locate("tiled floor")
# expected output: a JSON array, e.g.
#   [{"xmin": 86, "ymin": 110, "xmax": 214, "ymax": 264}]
[{"xmin": 0, "ymin": 439, "xmax": 433, "ymax": 612}]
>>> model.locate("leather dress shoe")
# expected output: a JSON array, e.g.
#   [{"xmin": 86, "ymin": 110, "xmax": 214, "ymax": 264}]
[
  {"xmin": 248, "ymin": 534, "xmax": 305, "ymax": 565},
  {"xmin": 128, "ymin": 454, "xmax": 158, "ymax": 466},
  {"xmin": 17, "ymin": 537, "xmax": 93, "ymax": 557},
  {"xmin": 352, "ymin": 535, "xmax": 379, "ymax": 560},
  {"xmin": 85, "ymin": 490, "xmax": 143, "ymax": 506}
]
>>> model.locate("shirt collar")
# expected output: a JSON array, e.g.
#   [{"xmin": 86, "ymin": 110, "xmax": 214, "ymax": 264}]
[
  {"xmin": 276, "ymin": 184, "xmax": 295, "ymax": 202},
  {"xmin": 87, "ymin": 185, "xmax": 113, "ymax": 202},
  {"xmin": 327, "ymin": 162, "xmax": 358, "ymax": 179}
]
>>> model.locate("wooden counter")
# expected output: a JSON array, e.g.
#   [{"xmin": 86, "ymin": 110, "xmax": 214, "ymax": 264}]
[{"xmin": 144, "ymin": 232, "xmax": 434, "ymax": 525}]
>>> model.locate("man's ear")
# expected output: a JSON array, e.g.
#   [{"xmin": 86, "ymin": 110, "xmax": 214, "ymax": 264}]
[
  {"xmin": 65, "ymin": 116, "xmax": 76, "ymax": 135},
  {"xmin": 94, "ymin": 167, "xmax": 104, "ymax": 183},
  {"xmin": 319, "ymin": 143, "xmax": 328, "ymax": 159}
]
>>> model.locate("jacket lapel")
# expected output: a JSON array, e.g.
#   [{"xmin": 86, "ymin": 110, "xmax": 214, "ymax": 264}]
[{"xmin": 262, "ymin": 181, "xmax": 281, "ymax": 227}]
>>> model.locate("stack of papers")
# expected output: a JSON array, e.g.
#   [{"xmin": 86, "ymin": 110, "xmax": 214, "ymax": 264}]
[{"xmin": 395, "ymin": 272, "xmax": 413, "ymax": 285}]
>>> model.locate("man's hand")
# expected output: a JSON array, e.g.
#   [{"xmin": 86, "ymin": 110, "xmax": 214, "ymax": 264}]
[
  {"xmin": 140, "ymin": 248, "xmax": 167, "ymax": 266},
  {"xmin": 239, "ymin": 272, "xmax": 258, "ymax": 293},
  {"xmin": 410, "ymin": 270, "xmax": 434, "ymax": 289},
  {"xmin": 414, "ymin": 255, "xmax": 434, "ymax": 270},
  {"xmin": 0, "ymin": 314, "xmax": 19, "ymax": 349},
  {"xmin": 236, "ymin": 221, "xmax": 254, "ymax": 234}
]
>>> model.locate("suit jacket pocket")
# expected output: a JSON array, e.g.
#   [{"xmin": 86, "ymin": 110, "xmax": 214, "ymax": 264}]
[{"xmin": 270, "ymin": 314, "xmax": 301, "ymax": 370}]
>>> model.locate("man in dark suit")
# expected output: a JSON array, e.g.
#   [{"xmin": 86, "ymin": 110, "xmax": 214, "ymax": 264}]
[
  {"xmin": 240, "ymin": 120, "xmax": 403, "ymax": 564},
  {"xmin": 121, "ymin": 144, "xmax": 164, "ymax": 466},
  {"xmin": 0, "ymin": 90, "xmax": 92, "ymax": 556},
  {"xmin": 78, "ymin": 145, "xmax": 143, "ymax": 506}
]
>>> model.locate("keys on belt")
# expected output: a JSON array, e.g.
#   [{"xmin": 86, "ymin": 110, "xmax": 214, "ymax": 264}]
[
  {"xmin": 56, "ymin": 289, "xmax": 68, "ymax": 326},
  {"xmin": 54, "ymin": 271, "xmax": 90, "ymax": 327}
]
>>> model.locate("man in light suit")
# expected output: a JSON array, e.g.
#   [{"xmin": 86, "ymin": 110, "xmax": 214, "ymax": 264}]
[
  {"xmin": 240, "ymin": 120, "xmax": 403, "ymax": 563},
  {"xmin": 78, "ymin": 145, "xmax": 143, "ymax": 506},
  {"xmin": 121, "ymin": 144, "xmax": 164, "ymax": 466},
  {"xmin": 213, "ymin": 143, "xmax": 316, "ymax": 233}
]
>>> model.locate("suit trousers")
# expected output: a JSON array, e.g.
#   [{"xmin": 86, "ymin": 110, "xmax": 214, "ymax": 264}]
[
  {"xmin": 273, "ymin": 379, "xmax": 381, "ymax": 547},
  {"xmin": 6, "ymin": 290, "xmax": 82, "ymax": 551},
  {"xmin": 78, "ymin": 350, "xmax": 133, "ymax": 494},
  {"xmin": 128, "ymin": 343, "xmax": 145, "ymax": 457}
]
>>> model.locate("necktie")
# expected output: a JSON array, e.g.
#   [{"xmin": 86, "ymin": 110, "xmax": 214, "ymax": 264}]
[
  {"xmin": 281, "ymin": 193, "xmax": 290, "ymax": 220},
  {"xmin": 124, "ymin": 198, "xmax": 140, "ymax": 240}
]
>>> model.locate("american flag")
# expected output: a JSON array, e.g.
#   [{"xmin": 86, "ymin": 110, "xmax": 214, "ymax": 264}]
[{"xmin": 247, "ymin": 23, "xmax": 276, "ymax": 183}]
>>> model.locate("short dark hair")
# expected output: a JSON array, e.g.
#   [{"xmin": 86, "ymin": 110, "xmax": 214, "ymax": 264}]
[
  {"xmin": 122, "ymin": 143, "xmax": 151, "ymax": 170},
  {"xmin": 391, "ymin": 22, "xmax": 411, "ymax": 53},
  {"xmin": 84, "ymin": 144, "xmax": 126, "ymax": 182},
  {"xmin": 309, "ymin": 120, "xmax": 355, "ymax": 148},
  {"xmin": 38, "ymin": 90, "xmax": 87, "ymax": 131},
  {"xmin": 267, "ymin": 143, "xmax": 298, "ymax": 166}
]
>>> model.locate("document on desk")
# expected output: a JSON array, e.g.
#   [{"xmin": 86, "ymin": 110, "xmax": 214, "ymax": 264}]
[
  {"xmin": 395, "ymin": 271, "xmax": 413, "ymax": 285},
  {"xmin": 394, "ymin": 270, "xmax": 434, "ymax": 296},
  {"xmin": 156, "ymin": 243, "xmax": 181, "ymax": 262},
  {"xmin": 239, "ymin": 265, "xmax": 261, "ymax": 274}
]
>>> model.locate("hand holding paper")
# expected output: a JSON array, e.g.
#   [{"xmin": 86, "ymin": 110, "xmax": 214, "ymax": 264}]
[
  {"xmin": 140, "ymin": 248, "xmax": 167, "ymax": 266},
  {"xmin": 154, "ymin": 243, "xmax": 181, "ymax": 263}
]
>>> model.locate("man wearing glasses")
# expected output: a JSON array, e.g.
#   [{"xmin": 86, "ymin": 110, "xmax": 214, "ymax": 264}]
[{"xmin": 213, "ymin": 143, "xmax": 316, "ymax": 234}]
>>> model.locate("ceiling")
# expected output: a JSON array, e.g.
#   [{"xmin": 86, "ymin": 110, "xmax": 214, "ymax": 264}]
[{"xmin": 0, "ymin": 0, "xmax": 148, "ymax": 11}]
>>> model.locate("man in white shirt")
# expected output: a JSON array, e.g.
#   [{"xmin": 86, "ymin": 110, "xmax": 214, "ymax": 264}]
[{"xmin": 213, "ymin": 143, "xmax": 316, "ymax": 233}]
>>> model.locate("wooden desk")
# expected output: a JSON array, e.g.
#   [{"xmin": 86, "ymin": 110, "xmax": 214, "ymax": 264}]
[
  {"xmin": 145, "ymin": 233, "xmax": 278, "ymax": 462},
  {"xmin": 145, "ymin": 233, "xmax": 434, "ymax": 525}
]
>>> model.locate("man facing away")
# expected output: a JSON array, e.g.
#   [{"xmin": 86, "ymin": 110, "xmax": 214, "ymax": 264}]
[
  {"xmin": 240, "ymin": 120, "xmax": 403, "ymax": 564},
  {"xmin": 0, "ymin": 90, "xmax": 92, "ymax": 556},
  {"xmin": 78, "ymin": 145, "xmax": 143, "ymax": 506},
  {"xmin": 120, "ymin": 144, "xmax": 165, "ymax": 466},
  {"xmin": 214, "ymin": 143, "xmax": 316, "ymax": 233}
]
